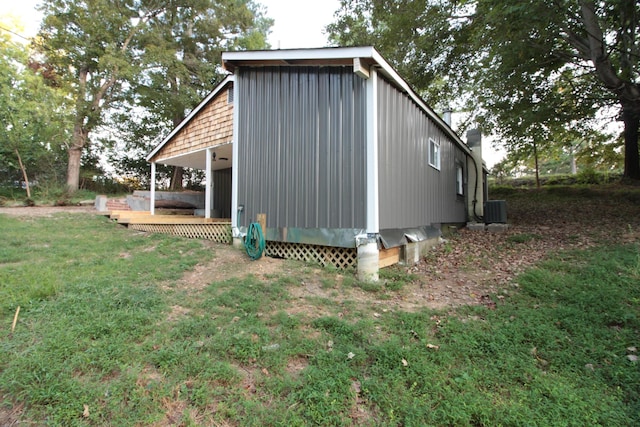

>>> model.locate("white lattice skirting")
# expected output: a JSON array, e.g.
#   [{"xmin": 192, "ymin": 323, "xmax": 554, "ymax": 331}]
[
  {"xmin": 129, "ymin": 223, "xmax": 232, "ymax": 244},
  {"xmin": 127, "ymin": 223, "xmax": 358, "ymax": 269},
  {"xmin": 265, "ymin": 241, "xmax": 357, "ymax": 269}
]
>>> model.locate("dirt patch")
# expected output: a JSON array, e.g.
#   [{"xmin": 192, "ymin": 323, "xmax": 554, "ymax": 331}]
[
  {"xmin": 0, "ymin": 397, "xmax": 23, "ymax": 426},
  {"xmin": 156, "ymin": 188, "xmax": 640, "ymax": 314},
  {"xmin": 398, "ymin": 190, "xmax": 640, "ymax": 311},
  {"xmin": 166, "ymin": 305, "xmax": 191, "ymax": 322},
  {"xmin": 0, "ymin": 206, "xmax": 96, "ymax": 217},
  {"xmin": 174, "ymin": 240, "xmax": 288, "ymax": 292},
  {"xmin": 285, "ymin": 356, "xmax": 310, "ymax": 376}
]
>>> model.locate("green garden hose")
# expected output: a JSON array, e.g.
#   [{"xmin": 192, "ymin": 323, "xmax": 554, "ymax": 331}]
[{"xmin": 244, "ymin": 222, "xmax": 265, "ymax": 260}]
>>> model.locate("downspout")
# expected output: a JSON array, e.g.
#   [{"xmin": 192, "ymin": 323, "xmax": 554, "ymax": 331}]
[
  {"xmin": 466, "ymin": 129, "xmax": 484, "ymax": 222},
  {"xmin": 359, "ymin": 65, "xmax": 380, "ymax": 282}
]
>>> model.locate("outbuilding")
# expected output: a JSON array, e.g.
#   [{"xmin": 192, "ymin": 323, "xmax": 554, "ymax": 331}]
[{"xmin": 146, "ymin": 46, "xmax": 486, "ymax": 280}]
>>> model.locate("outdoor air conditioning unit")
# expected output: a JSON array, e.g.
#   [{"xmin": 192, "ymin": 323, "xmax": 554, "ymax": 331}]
[{"xmin": 484, "ymin": 200, "xmax": 507, "ymax": 224}]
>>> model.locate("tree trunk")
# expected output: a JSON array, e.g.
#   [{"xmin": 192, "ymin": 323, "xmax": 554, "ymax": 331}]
[
  {"xmin": 66, "ymin": 147, "xmax": 83, "ymax": 192},
  {"xmin": 533, "ymin": 140, "xmax": 540, "ymax": 188},
  {"xmin": 14, "ymin": 149, "xmax": 31, "ymax": 199},
  {"xmin": 622, "ymin": 102, "xmax": 640, "ymax": 180},
  {"xmin": 168, "ymin": 113, "xmax": 185, "ymax": 190},
  {"xmin": 66, "ymin": 123, "xmax": 88, "ymax": 192},
  {"xmin": 577, "ymin": 1, "xmax": 640, "ymax": 180},
  {"xmin": 169, "ymin": 166, "xmax": 184, "ymax": 190}
]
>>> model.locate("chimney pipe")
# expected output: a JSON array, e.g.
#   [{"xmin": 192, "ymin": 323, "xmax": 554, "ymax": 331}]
[{"xmin": 443, "ymin": 108, "xmax": 452, "ymax": 126}]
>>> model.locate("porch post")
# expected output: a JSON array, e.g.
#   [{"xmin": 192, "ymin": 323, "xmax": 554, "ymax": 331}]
[
  {"xmin": 150, "ymin": 161, "xmax": 156, "ymax": 215},
  {"xmin": 231, "ymin": 74, "xmax": 241, "ymax": 246},
  {"xmin": 205, "ymin": 147, "xmax": 212, "ymax": 219}
]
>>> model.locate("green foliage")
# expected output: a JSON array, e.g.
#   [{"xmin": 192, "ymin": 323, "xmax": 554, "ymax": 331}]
[
  {"xmin": 35, "ymin": 0, "xmax": 272, "ymax": 190},
  {"xmin": 0, "ymin": 27, "xmax": 70, "ymax": 190},
  {"xmin": 328, "ymin": 0, "xmax": 640, "ymax": 178},
  {"xmin": 380, "ymin": 265, "xmax": 418, "ymax": 291},
  {"xmin": 105, "ymin": 0, "xmax": 272, "ymax": 186}
]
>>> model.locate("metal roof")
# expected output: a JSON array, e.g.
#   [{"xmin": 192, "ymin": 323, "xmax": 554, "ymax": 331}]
[
  {"xmin": 222, "ymin": 46, "xmax": 471, "ymax": 156},
  {"xmin": 147, "ymin": 47, "xmax": 473, "ymax": 168}
]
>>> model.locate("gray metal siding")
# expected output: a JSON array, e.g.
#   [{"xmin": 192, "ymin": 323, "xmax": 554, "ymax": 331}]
[
  {"xmin": 237, "ymin": 66, "xmax": 367, "ymax": 229},
  {"xmin": 213, "ymin": 168, "xmax": 232, "ymax": 218},
  {"xmin": 377, "ymin": 77, "xmax": 467, "ymax": 229}
]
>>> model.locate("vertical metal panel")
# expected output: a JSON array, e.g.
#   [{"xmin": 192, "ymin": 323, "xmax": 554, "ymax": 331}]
[
  {"xmin": 213, "ymin": 167, "xmax": 232, "ymax": 218},
  {"xmin": 377, "ymin": 77, "xmax": 467, "ymax": 229},
  {"xmin": 237, "ymin": 66, "xmax": 367, "ymax": 229}
]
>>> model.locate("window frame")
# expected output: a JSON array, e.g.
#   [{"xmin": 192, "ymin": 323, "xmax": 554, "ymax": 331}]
[
  {"xmin": 428, "ymin": 137, "xmax": 441, "ymax": 170},
  {"xmin": 227, "ymin": 86, "xmax": 234, "ymax": 104},
  {"xmin": 456, "ymin": 163, "xmax": 464, "ymax": 196}
]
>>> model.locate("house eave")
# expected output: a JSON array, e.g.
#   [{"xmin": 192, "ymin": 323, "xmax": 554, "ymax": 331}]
[
  {"xmin": 222, "ymin": 46, "xmax": 378, "ymax": 72},
  {"xmin": 222, "ymin": 47, "xmax": 471, "ymax": 156}
]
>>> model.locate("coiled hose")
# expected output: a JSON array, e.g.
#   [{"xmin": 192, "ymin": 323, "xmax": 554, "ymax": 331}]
[{"xmin": 244, "ymin": 222, "xmax": 265, "ymax": 260}]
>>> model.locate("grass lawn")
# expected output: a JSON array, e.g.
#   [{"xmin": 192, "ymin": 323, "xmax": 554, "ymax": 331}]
[{"xmin": 1, "ymin": 205, "xmax": 639, "ymax": 425}]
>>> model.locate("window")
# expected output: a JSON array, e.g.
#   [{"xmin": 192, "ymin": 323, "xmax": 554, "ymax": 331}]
[
  {"xmin": 456, "ymin": 164, "xmax": 464, "ymax": 196},
  {"xmin": 428, "ymin": 138, "xmax": 440, "ymax": 170},
  {"xmin": 227, "ymin": 86, "xmax": 234, "ymax": 104}
]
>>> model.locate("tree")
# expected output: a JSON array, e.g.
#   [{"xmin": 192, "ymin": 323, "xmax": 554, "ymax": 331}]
[
  {"xmin": 35, "ymin": 0, "xmax": 155, "ymax": 192},
  {"xmin": 0, "ymin": 24, "xmax": 70, "ymax": 198},
  {"xmin": 119, "ymin": 0, "xmax": 271, "ymax": 190},
  {"xmin": 35, "ymin": 0, "xmax": 271, "ymax": 192},
  {"xmin": 328, "ymin": 0, "xmax": 640, "ymax": 179}
]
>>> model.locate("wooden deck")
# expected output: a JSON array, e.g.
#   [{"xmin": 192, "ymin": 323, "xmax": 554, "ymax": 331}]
[{"xmin": 108, "ymin": 210, "xmax": 232, "ymax": 244}]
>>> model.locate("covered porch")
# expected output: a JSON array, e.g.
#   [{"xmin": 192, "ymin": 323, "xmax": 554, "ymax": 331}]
[
  {"xmin": 148, "ymin": 142, "xmax": 233, "ymax": 220},
  {"xmin": 145, "ymin": 75, "xmax": 235, "ymax": 222}
]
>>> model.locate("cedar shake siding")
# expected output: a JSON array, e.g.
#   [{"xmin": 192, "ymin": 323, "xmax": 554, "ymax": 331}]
[{"xmin": 154, "ymin": 85, "xmax": 234, "ymax": 162}]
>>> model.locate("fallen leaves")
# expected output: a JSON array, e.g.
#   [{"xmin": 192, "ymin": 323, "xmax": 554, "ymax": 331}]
[{"xmin": 407, "ymin": 189, "xmax": 640, "ymax": 310}]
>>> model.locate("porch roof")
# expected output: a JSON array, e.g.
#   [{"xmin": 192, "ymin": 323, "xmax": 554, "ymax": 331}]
[{"xmin": 145, "ymin": 75, "xmax": 234, "ymax": 170}]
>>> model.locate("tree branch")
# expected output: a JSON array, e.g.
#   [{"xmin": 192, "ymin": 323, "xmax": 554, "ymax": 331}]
[{"xmin": 579, "ymin": 0, "xmax": 640, "ymax": 106}]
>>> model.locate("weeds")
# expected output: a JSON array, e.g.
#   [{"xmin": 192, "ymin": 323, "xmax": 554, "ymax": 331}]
[
  {"xmin": 380, "ymin": 266, "xmax": 418, "ymax": 291},
  {"xmin": 1, "ymin": 212, "xmax": 639, "ymax": 425}
]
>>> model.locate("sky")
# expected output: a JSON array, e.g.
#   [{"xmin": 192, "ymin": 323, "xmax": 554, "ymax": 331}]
[
  {"xmin": 262, "ymin": 0, "xmax": 340, "ymax": 49},
  {"xmin": 1, "ymin": 0, "xmax": 504, "ymax": 167},
  {"xmin": 0, "ymin": 0, "xmax": 341, "ymax": 48}
]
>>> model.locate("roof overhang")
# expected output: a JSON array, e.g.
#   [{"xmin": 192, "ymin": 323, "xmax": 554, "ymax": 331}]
[
  {"xmin": 152, "ymin": 143, "xmax": 232, "ymax": 170},
  {"xmin": 222, "ymin": 46, "xmax": 378, "ymax": 72},
  {"xmin": 222, "ymin": 47, "xmax": 471, "ymax": 156}
]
